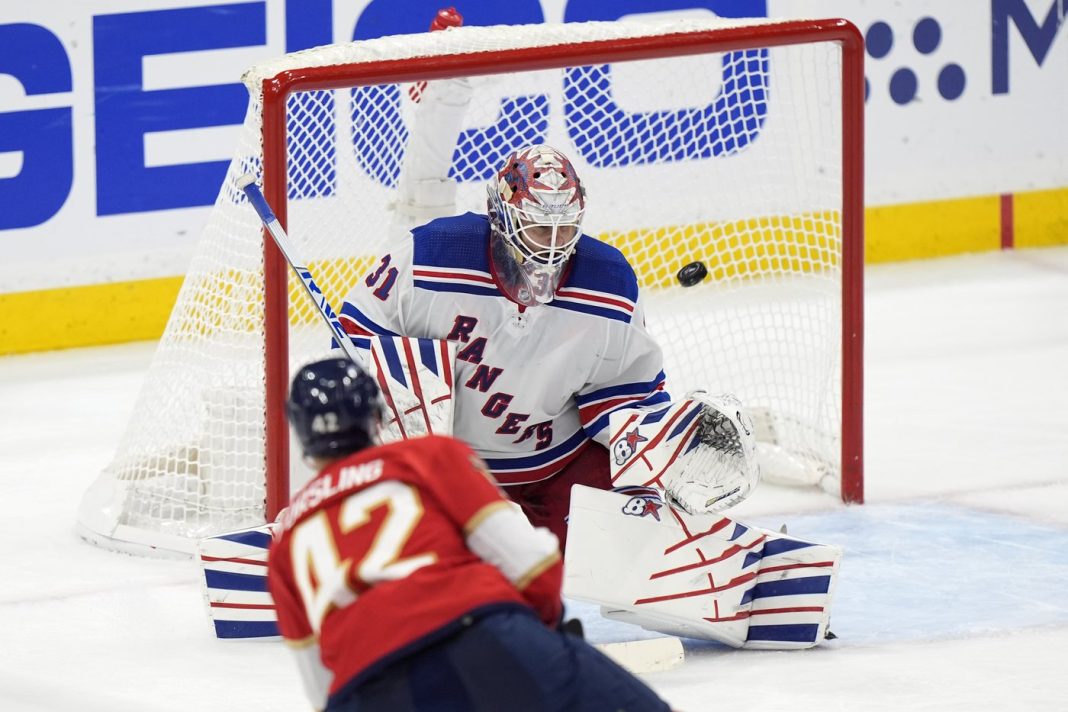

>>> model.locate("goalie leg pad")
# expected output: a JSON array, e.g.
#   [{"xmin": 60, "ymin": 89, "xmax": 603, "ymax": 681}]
[
  {"xmin": 563, "ymin": 485, "xmax": 842, "ymax": 649},
  {"xmin": 196, "ymin": 524, "xmax": 280, "ymax": 639}
]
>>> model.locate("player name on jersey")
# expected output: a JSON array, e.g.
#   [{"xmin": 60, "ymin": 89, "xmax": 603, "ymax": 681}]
[{"xmin": 276, "ymin": 459, "xmax": 385, "ymax": 533}]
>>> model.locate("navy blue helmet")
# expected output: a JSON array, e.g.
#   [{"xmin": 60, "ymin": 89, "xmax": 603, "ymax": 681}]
[{"xmin": 286, "ymin": 358, "xmax": 381, "ymax": 459}]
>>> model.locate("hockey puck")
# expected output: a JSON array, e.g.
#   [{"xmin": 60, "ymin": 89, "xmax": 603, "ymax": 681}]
[{"xmin": 676, "ymin": 261, "xmax": 708, "ymax": 287}]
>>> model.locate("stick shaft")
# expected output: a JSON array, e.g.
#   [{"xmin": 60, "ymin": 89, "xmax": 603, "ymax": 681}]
[{"xmin": 240, "ymin": 179, "xmax": 363, "ymax": 365}]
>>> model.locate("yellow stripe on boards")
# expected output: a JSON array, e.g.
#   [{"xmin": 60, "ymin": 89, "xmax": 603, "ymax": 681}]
[
  {"xmin": 600, "ymin": 211, "xmax": 842, "ymax": 290},
  {"xmin": 2, "ymin": 188, "xmax": 1066, "ymax": 355},
  {"xmin": 0, "ymin": 276, "xmax": 183, "ymax": 355},
  {"xmin": 866, "ymin": 194, "xmax": 1000, "ymax": 263},
  {"xmin": 1015, "ymin": 186, "xmax": 1068, "ymax": 248},
  {"xmin": 287, "ymin": 255, "xmax": 375, "ymax": 327}
]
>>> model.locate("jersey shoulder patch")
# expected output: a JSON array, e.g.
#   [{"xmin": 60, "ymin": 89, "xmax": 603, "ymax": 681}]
[
  {"xmin": 411, "ymin": 213, "xmax": 491, "ymax": 271},
  {"xmin": 552, "ymin": 236, "xmax": 640, "ymax": 323},
  {"xmin": 409, "ymin": 214, "xmax": 497, "ymax": 297}
]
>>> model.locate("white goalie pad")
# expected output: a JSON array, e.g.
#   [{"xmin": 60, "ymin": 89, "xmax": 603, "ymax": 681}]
[
  {"xmin": 608, "ymin": 392, "xmax": 759, "ymax": 513},
  {"xmin": 564, "ymin": 485, "xmax": 842, "ymax": 649},
  {"xmin": 196, "ymin": 524, "xmax": 280, "ymax": 639},
  {"xmin": 367, "ymin": 335, "xmax": 457, "ymax": 443}
]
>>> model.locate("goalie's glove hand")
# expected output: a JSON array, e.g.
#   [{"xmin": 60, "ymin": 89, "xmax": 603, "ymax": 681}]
[
  {"xmin": 663, "ymin": 392, "xmax": 759, "ymax": 514},
  {"xmin": 668, "ymin": 475, "xmax": 744, "ymax": 515}
]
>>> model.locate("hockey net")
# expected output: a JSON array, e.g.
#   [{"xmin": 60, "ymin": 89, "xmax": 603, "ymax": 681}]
[{"xmin": 78, "ymin": 16, "xmax": 864, "ymax": 555}]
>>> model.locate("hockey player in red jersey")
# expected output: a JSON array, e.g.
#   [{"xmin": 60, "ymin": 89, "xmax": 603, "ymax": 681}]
[{"xmin": 267, "ymin": 357, "xmax": 671, "ymax": 711}]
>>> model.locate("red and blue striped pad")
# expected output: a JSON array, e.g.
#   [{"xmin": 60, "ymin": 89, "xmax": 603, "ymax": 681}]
[
  {"xmin": 196, "ymin": 525, "xmax": 279, "ymax": 640},
  {"xmin": 369, "ymin": 335, "xmax": 457, "ymax": 442}
]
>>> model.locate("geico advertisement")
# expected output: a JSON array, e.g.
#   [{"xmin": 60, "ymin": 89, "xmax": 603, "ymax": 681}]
[{"xmin": 1, "ymin": 0, "xmax": 1065, "ymax": 292}]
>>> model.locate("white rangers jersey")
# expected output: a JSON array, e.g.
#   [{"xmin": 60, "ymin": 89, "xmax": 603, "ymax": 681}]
[{"xmin": 340, "ymin": 212, "xmax": 670, "ymax": 485}]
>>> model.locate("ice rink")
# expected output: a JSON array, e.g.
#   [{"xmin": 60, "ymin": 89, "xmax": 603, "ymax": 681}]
[{"xmin": 1, "ymin": 247, "xmax": 1067, "ymax": 711}]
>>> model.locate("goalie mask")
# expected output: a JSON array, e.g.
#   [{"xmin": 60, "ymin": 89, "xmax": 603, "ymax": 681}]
[
  {"xmin": 286, "ymin": 358, "xmax": 382, "ymax": 459},
  {"xmin": 487, "ymin": 145, "xmax": 586, "ymax": 306}
]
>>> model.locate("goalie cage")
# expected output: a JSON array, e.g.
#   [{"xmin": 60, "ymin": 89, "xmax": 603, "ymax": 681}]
[{"xmin": 77, "ymin": 16, "xmax": 865, "ymax": 556}]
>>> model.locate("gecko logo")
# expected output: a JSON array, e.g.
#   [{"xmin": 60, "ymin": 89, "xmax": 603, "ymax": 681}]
[
  {"xmin": 864, "ymin": 17, "xmax": 967, "ymax": 105},
  {"xmin": 1, "ymin": 0, "xmax": 773, "ymax": 229},
  {"xmin": 736, "ymin": 410, "xmax": 752, "ymax": 437}
]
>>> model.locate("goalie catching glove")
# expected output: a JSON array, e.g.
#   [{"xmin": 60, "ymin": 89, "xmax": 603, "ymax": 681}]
[
  {"xmin": 666, "ymin": 392, "xmax": 759, "ymax": 513},
  {"xmin": 608, "ymin": 392, "xmax": 759, "ymax": 514}
]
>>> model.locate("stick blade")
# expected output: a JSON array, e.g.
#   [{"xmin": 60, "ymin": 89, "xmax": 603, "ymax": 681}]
[{"xmin": 595, "ymin": 637, "xmax": 684, "ymax": 674}]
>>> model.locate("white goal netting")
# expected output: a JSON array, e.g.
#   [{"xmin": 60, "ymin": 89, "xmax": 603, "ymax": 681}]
[{"xmin": 78, "ymin": 16, "xmax": 863, "ymax": 555}]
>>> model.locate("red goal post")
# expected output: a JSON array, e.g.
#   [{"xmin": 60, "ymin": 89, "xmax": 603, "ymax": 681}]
[{"xmin": 79, "ymin": 16, "xmax": 864, "ymax": 556}]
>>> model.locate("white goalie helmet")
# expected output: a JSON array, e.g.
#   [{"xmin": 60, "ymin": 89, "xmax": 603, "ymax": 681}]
[{"xmin": 487, "ymin": 144, "xmax": 586, "ymax": 306}]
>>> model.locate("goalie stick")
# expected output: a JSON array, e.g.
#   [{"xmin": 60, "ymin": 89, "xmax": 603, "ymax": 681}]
[
  {"xmin": 596, "ymin": 637, "xmax": 684, "ymax": 674},
  {"xmin": 239, "ymin": 175, "xmax": 456, "ymax": 443},
  {"xmin": 238, "ymin": 175, "xmax": 363, "ymax": 367}
]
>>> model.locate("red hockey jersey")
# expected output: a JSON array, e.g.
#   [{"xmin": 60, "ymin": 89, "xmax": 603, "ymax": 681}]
[{"xmin": 267, "ymin": 435, "xmax": 562, "ymax": 695}]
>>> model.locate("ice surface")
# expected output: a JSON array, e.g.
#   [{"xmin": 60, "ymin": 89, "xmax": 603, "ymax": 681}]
[{"xmin": 1, "ymin": 248, "xmax": 1066, "ymax": 711}]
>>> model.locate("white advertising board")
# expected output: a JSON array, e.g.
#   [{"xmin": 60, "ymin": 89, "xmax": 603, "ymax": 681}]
[{"xmin": 0, "ymin": 0, "xmax": 1065, "ymax": 293}]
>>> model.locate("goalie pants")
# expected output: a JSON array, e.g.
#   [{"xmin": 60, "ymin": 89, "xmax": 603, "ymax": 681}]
[
  {"xmin": 327, "ymin": 606, "xmax": 669, "ymax": 712},
  {"xmin": 504, "ymin": 442, "xmax": 611, "ymax": 551}
]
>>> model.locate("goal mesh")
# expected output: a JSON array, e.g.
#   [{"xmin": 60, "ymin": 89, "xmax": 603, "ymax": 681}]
[{"xmin": 78, "ymin": 17, "xmax": 863, "ymax": 555}]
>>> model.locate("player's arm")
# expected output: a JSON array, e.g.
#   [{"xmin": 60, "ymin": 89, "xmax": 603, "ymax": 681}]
[
  {"xmin": 576, "ymin": 297, "xmax": 672, "ymax": 445},
  {"xmin": 426, "ymin": 438, "xmax": 564, "ymax": 626},
  {"xmin": 267, "ymin": 547, "xmax": 332, "ymax": 711},
  {"xmin": 465, "ymin": 500, "xmax": 563, "ymax": 626}
]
